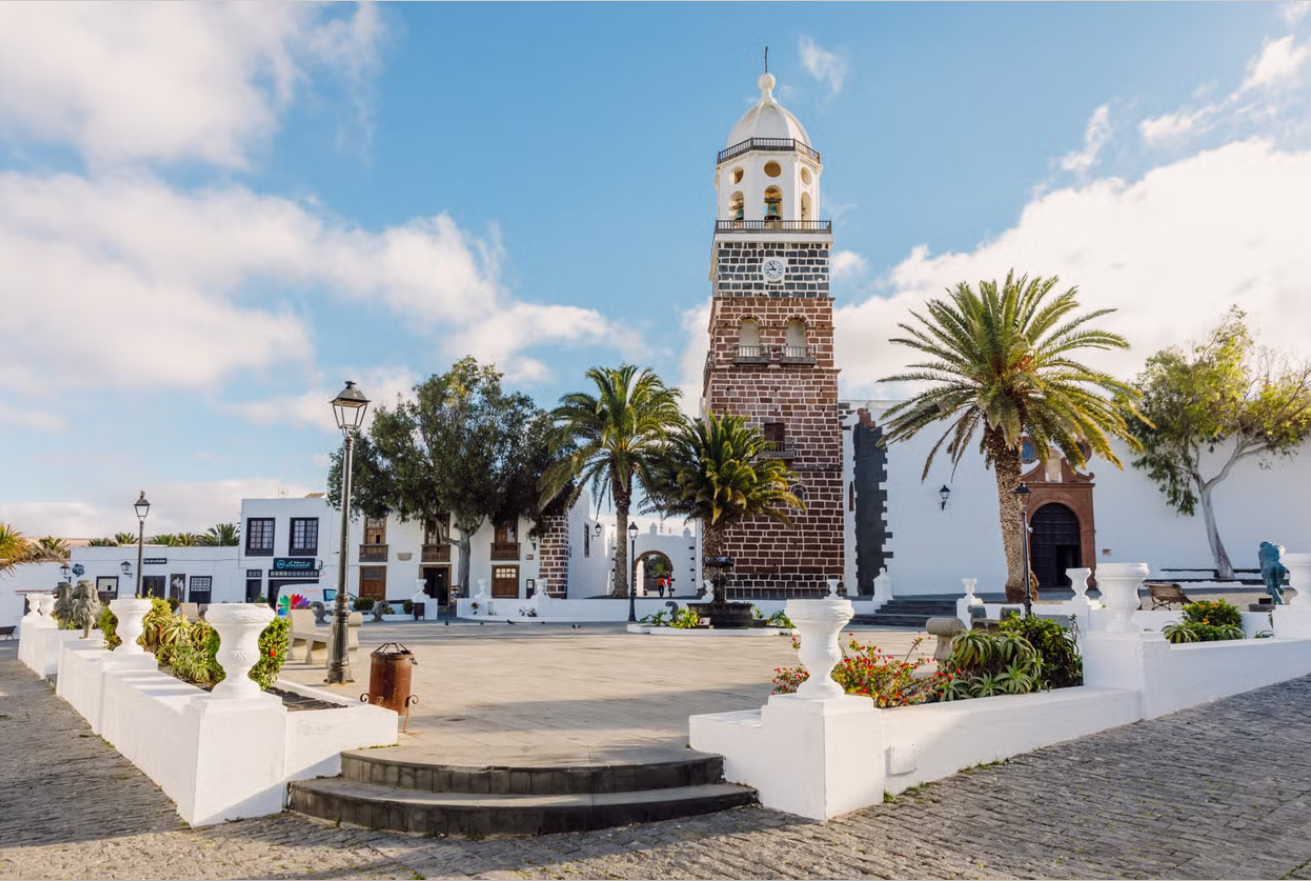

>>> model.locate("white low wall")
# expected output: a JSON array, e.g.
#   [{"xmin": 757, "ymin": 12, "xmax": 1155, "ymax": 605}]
[
  {"xmin": 49, "ymin": 639, "xmax": 397, "ymax": 826},
  {"xmin": 691, "ymin": 622, "xmax": 1311, "ymax": 821},
  {"xmin": 454, "ymin": 594, "xmax": 812, "ymax": 623},
  {"xmin": 19, "ymin": 618, "xmax": 84, "ymax": 678}
]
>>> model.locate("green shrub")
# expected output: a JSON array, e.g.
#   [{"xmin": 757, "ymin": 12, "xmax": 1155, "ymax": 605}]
[
  {"xmin": 1163, "ymin": 620, "xmax": 1245, "ymax": 644},
  {"xmin": 938, "ymin": 631, "xmax": 1045, "ymax": 700},
  {"xmin": 250, "ymin": 618, "xmax": 290, "ymax": 690},
  {"xmin": 402, "ymin": 599, "xmax": 414, "ymax": 615},
  {"xmin": 670, "ymin": 607, "xmax": 701, "ymax": 629},
  {"xmin": 639, "ymin": 610, "xmax": 670, "ymax": 626},
  {"xmin": 99, "ymin": 606, "xmax": 121, "ymax": 650},
  {"xmin": 353, "ymin": 597, "xmax": 375, "ymax": 612},
  {"xmin": 766, "ymin": 610, "xmax": 794, "ymax": 629},
  {"xmin": 1182, "ymin": 599, "xmax": 1242, "ymax": 629},
  {"xmin": 997, "ymin": 614, "xmax": 1083, "ymax": 688}
]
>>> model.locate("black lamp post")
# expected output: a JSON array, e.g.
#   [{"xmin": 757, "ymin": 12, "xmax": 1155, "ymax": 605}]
[
  {"xmin": 60, "ymin": 563, "xmax": 72, "ymax": 584},
  {"xmin": 939, "ymin": 485, "xmax": 951, "ymax": 510},
  {"xmin": 133, "ymin": 491, "xmax": 150, "ymax": 598},
  {"xmin": 327, "ymin": 381, "xmax": 370, "ymax": 686},
  {"xmin": 120, "ymin": 561, "xmax": 131, "ymax": 599},
  {"xmin": 1014, "ymin": 483, "xmax": 1032, "ymax": 618},
  {"xmin": 627, "ymin": 521, "xmax": 639, "ymax": 623}
]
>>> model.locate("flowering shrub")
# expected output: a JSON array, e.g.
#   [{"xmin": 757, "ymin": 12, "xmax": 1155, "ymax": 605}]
[
  {"xmin": 1163, "ymin": 599, "xmax": 1246, "ymax": 643},
  {"xmin": 670, "ymin": 607, "xmax": 701, "ymax": 629},
  {"xmin": 773, "ymin": 635, "xmax": 941, "ymax": 707},
  {"xmin": 1182, "ymin": 599, "xmax": 1242, "ymax": 629}
]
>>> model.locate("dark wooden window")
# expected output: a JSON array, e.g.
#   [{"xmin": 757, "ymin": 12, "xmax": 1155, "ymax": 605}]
[
  {"xmin": 246, "ymin": 518, "xmax": 275, "ymax": 556},
  {"xmin": 364, "ymin": 517, "xmax": 387, "ymax": 545},
  {"xmin": 289, "ymin": 518, "xmax": 318, "ymax": 556},
  {"xmin": 494, "ymin": 520, "xmax": 517, "ymax": 543},
  {"xmin": 424, "ymin": 514, "xmax": 450, "ymax": 545},
  {"xmin": 359, "ymin": 566, "xmax": 387, "ymax": 600},
  {"xmin": 188, "ymin": 576, "xmax": 213, "ymax": 604}
]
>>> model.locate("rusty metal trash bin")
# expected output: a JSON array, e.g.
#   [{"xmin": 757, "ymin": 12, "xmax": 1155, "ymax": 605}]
[{"xmin": 361, "ymin": 642, "xmax": 419, "ymax": 730}]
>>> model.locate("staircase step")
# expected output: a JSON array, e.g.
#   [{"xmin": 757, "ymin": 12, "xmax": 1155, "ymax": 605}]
[
  {"xmin": 289, "ymin": 777, "xmax": 757, "ymax": 837},
  {"xmin": 340, "ymin": 751, "xmax": 725, "ymax": 795}
]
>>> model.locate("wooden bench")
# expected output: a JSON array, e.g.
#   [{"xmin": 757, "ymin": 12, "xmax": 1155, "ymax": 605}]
[
  {"xmin": 1147, "ymin": 582, "xmax": 1192, "ymax": 610},
  {"xmin": 287, "ymin": 609, "xmax": 361, "ymax": 664},
  {"xmin": 0, "ymin": 625, "xmax": 14, "ymax": 641}
]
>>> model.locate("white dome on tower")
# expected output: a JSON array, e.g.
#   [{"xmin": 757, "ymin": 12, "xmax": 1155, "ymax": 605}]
[{"xmin": 725, "ymin": 72, "xmax": 812, "ymax": 148}]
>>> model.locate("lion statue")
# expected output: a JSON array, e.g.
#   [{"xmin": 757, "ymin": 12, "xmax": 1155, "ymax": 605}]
[{"xmin": 1259, "ymin": 541, "xmax": 1289, "ymax": 604}]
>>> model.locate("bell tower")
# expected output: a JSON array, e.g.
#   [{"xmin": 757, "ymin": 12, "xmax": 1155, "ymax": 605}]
[{"xmin": 702, "ymin": 72, "xmax": 844, "ymax": 598}]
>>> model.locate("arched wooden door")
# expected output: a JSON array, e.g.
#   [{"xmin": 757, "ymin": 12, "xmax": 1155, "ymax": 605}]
[{"xmin": 1030, "ymin": 503, "xmax": 1082, "ymax": 588}]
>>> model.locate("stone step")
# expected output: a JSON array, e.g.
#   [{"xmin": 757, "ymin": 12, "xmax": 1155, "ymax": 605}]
[
  {"xmin": 340, "ymin": 751, "xmax": 726, "ymax": 795},
  {"xmin": 289, "ymin": 777, "xmax": 757, "ymax": 837},
  {"xmin": 851, "ymin": 615, "xmax": 939, "ymax": 628}
]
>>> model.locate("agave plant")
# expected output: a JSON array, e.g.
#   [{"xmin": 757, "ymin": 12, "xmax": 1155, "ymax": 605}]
[{"xmin": 1162, "ymin": 622, "xmax": 1200, "ymax": 644}]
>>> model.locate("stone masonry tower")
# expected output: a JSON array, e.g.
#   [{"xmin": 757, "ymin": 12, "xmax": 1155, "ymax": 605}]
[{"xmin": 702, "ymin": 71, "xmax": 844, "ymax": 597}]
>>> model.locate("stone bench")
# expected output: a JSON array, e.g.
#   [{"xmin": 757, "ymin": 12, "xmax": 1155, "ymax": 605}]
[{"xmin": 288, "ymin": 609, "xmax": 361, "ymax": 664}]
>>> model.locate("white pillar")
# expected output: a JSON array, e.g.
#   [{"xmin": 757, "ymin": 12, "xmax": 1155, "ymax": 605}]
[
  {"xmin": 109, "ymin": 597, "xmax": 153, "ymax": 655},
  {"xmin": 1095, "ymin": 562, "xmax": 1149, "ymax": 633},
  {"xmin": 207, "ymin": 603, "xmax": 275, "ymax": 700},
  {"xmin": 787, "ymin": 594, "xmax": 851, "ymax": 699},
  {"xmin": 24, "ymin": 594, "xmax": 40, "ymax": 618}
]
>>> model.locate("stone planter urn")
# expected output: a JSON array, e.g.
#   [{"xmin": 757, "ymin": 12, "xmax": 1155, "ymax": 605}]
[
  {"xmin": 109, "ymin": 597, "xmax": 154, "ymax": 653},
  {"xmin": 785, "ymin": 593, "xmax": 854, "ymax": 700},
  {"xmin": 24, "ymin": 594, "xmax": 41, "ymax": 618},
  {"xmin": 38, "ymin": 594, "xmax": 56, "ymax": 618},
  {"xmin": 961, "ymin": 578, "xmax": 978, "ymax": 600},
  {"xmin": 208, "ymin": 603, "xmax": 275, "ymax": 700},
  {"xmin": 1281, "ymin": 553, "xmax": 1311, "ymax": 600},
  {"xmin": 1095, "ymin": 562, "xmax": 1150, "ymax": 633}
]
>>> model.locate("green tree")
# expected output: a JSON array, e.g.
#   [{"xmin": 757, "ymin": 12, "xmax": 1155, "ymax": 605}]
[
  {"xmin": 328, "ymin": 357, "xmax": 555, "ymax": 596},
  {"xmin": 147, "ymin": 534, "xmax": 177, "ymax": 546},
  {"xmin": 87, "ymin": 537, "xmax": 118, "ymax": 547},
  {"xmin": 1131, "ymin": 308, "xmax": 1311, "ymax": 579},
  {"xmin": 646, "ymin": 412, "xmax": 803, "ymax": 575},
  {"xmin": 880, "ymin": 272, "xmax": 1141, "ymax": 601},
  {"xmin": 34, "ymin": 536, "xmax": 71, "ymax": 561},
  {"xmin": 113, "ymin": 531, "xmax": 139, "ymax": 546},
  {"xmin": 200, "ymin": 523, "xmax": 241, "ymax": 546},
  {"xmin": 172, "ymin": 533, "xmax": 202, "ymax": 547},
  {"xmin": 541, "ymin": 365, "xmax": 685, "ymax": 598}
]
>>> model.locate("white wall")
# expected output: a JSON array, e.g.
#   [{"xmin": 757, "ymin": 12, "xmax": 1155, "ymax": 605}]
[
  {"xmin": 69, "ymin": 546, "xmax": 244, "ymax": 604},
  {"xmin": 844, "ymin": 400, "xmax": 1311, "ymax": 596}
]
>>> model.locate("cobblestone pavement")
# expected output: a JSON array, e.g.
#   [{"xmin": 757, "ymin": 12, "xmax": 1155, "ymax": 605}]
[{"xmin": 6, "ymin": 643, "xmax": 1311, "ymax": 881}]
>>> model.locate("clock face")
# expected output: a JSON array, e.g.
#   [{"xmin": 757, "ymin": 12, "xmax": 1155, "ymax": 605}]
[{"xmin": 762, "ymin": 258, "xmax": 787, "ymax": 282}]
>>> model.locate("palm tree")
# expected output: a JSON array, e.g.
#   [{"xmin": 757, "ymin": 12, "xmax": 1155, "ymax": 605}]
[
  {"xmin": 87, "ymin": 537, "xmax": 118, "ymax": 547},
  {"xmin": 200, "ymin": 523, "xmax": 240, "ymax": 546},
  {"xmin": 34, "ymin": 536, "xmax": 71, "ymax": 561},
  {"xmin": 647, "ymin": 412, "xmax": 804, "ymax": 565},
  {"xmin": 113, "ymin": 531, "xmax": 138, "ymax": 546},
  {"xmin": 147, "ymin": 534, "xmax": 177, "ymax": 546},
  {"xmin": 541, "ymin": 365, "xmax": 685, "ymax": 598},
  {"xmin": 172, "ymin": 533, "xmax": 202, "ymax": 547},
  {"xmin": 880, "ymin": 271, "xmax": 1141, "ymax": 601}
]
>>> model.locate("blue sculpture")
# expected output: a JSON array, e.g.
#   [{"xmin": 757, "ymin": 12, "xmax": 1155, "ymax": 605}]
[{"xmin": 1259, "ymin": 541, "xmax": 1288, "ymax": 604}]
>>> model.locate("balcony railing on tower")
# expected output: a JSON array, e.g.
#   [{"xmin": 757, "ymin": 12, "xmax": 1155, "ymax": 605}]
[
  {"xmin": 780, "ymin": 344, "xmax": 817, "ymax": 363},
  {"xmin": 717, "ymin": 138, "xmax": 821, "ymax": 164},
  {"xmin": 760, "ymin": 439, "xmax": 796, "ymax": 459},
  {"xmin": 715, "ymin": 220, "xmax": 831, "ymax": 234},
  {"xmin": 734, "ymin": 344, "xmax": 770, "ymax": 364}
]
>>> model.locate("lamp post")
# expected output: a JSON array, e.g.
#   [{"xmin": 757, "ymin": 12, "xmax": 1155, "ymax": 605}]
[
  {"xmin": 60, "ymin": 563, "xmax": 72, "ymax": 584},
  {"xmin": 327, "ymin": 381, "xmax": 369, "ymax": 686},
  {"xmin": 939, "ymin": 485, "xmax": 951, "ymax": 511},
  {"xmin": 627, "ymin": 521, "xmax": 638, "ymax": 623},
  {"xmin": 120, "ymin": 561, "xmax": 131, "ymax": 600},
  {"xmin": 1014, "ymin": 483, "xmax": 1032, "ymax": 618},
  {"xmin": 133, "ymin": 491, "xmax": 150, "ymax": 598}
]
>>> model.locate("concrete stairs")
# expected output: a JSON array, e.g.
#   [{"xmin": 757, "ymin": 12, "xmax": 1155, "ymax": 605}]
[
  {"xmin": 852, "ymin": 595, "xmax": 961, "ymax": 629},
  {"xmin": 288, "ymin": 748, "xmax": 756, "ymax": 837}
]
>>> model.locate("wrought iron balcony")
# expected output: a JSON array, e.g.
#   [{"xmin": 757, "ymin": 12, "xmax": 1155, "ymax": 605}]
[
  {"xmin": 715, "ymin": 220, "xmax": 832, "ymax": 234},
  {"xmin": 717, "ymin": 138, "xmax": 821, "ymax": 164},
  {"xmin": 490, "ymin": 541, "xmax": 521, "ymax": 561},
  {"xmin": 734, "ymin": 344, "xmax": 770, "ymax": 364},
  {"xmin": 780, "ymin": 344, "xmax": 817, "ymax": 363},
  {"xmin": 421, "ymin": 543, "xmax": 451, "ymax": 563},
  {"xmin": 760, "ymin": 439, "xmax": 796, "ymax": 459},
  {"xmin": 359, "ymin": 543, "xmax": 388, "ymax": 563}
]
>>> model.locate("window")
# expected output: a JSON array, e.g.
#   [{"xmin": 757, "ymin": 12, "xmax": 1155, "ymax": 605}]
[
  {"xmin": 364, "ymin": 517, "xmax": 387, "ymax": 545},
  {"xmin": 424, "ymin": 514, "xmax": 450, "ymax": 545},
  {"xmin": 729, "ymin": 190, "xmax": 744, "ymax": 222},
  {"xmin": 246, "ymin": 518, "xmax": 275, "ymax": 556},
  {"xmin": 763, "ymin": 161, "xmax": 782, "ymax": 178},
  {"xmin": 290, "ymin": 518, "xmax": 318, "ymax": 556},
  {"xmin": 495, "ymin": 520, "xmax": 518, "ymax": 543},
  {"xmin": 730, "ymin": 166, "xmax": 744, "ymax": 184},
  {"xmin": 188, "ymin": 576, "xmax": 213, "ymax": 603},
  {"xmin": 800, "ymin": 191, "xmax": 812, "ymax": 222},
  {"xmin": 737, "ymin": 318, "xmax": 763, "ymax": 359},
  {"xmin": 584, "ymin": 529, "xmax": 591, "ymax": 558},
  {"xmin": 784, "ymin": 318, "xmax": 807, "ymax": 358},
  {"xmin": 491, "ymin": 565, "xmax": 519, "ymax": 598},
  {"xmin": 764, "ymin": 186, "xmax": 782, "ymax": 221}
]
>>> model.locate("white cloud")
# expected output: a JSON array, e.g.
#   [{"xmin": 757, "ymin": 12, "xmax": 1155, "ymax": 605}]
[
  {"xmin": 830, "ymin": 250, "xmax": 869, "ymax": 281},
  {"xmin": 1242, "ymin": 35, "xmax": 1310, "ymax": 92},
  {"xmin": 798, "ymin": 36, "xmax": 848, "ymax": 97},
  {"xmin": 1281, "ymin": 2, "xmax": 1311, "ymax": 28},
  {"xmin": 1059, "ymin": 104, "xmax": 1113, "ymax": 173},
  {"xmin": 0, "ymin": 2, "xmax": 383, "ymax": 169},
  {"xmin": 3, "ymin": 478, "xmax": 318, "ymax": 538},
  {"xmin": 676, "ymin": 299, "xmax": 712, "ymax": 416},
  {"xmin": 1139, "ymin": 107, "xmax": 1213, "ymax": 146},
  {"xmin": 0, "ymin": 173, "xmax": 636, "ymax": 403},
  {"xmin": 229, "ymin": 367, "xmax": 420, "ymax": 432},
  {"xmin": 834, "ymin": 140, "xmax": 1311, "ymax": 398}
]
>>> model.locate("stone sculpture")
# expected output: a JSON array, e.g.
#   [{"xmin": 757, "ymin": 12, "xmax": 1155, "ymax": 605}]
[{"xmin": 1260, "ymin": 541, "xmax": 1289, "ymax": 604}]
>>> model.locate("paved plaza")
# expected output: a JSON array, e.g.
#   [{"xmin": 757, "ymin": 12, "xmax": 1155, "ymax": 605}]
[{"xmin": 6, "ymin": 631, "xmax": 1311, "ymax": 880}]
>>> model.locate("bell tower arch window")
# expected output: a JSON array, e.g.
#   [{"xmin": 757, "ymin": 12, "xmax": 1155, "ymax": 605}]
[
  {"xmin": 764, "ymin": 186, "xmax": 783, "ymax": 224},
  {"xmin": 729, "ymin": 191, "xmax": 744, "ymax": 223},
  {"xmin": 800, "ymin": 191, "xmax": 812, "ymax": 222},
  {"xmin": 738, "ymin": 318, "xmax": 762, "ymax": 359},
  {"xmin": 784, "ymin": 318, "xmax": 807, "ymax": 359}
]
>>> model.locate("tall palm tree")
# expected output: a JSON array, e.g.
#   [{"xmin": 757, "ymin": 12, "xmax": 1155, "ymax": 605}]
[
  {"xmin": 647, "ymin": 412, "xmax": 804, "ymax": 564},
  {"xmin": 880, "ymin": 271, "xmax": 1141, "ymax": 601},
  {"xmin": 200, "ymin": 523, "xmax": 241, "ymax": 547},
  {"xmin": 0, "ymin": 524, "xmax": 64, "ymax": 575},
  {"xmin": 541, "ymin": 365, "xmax": 685, "ymax": 598},
  {"xmin": 147, "ymin": 534, "xmax": 177, "ymax": 546},
  {"xmin": 172, "ymin": 533, "xmax": 202, "ymax": 547}
]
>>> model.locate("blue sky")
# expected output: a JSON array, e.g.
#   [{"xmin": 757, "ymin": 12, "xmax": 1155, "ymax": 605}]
[{"xmin": 2, "ymin": 1, "xmax": 1310, "ymax": 536}]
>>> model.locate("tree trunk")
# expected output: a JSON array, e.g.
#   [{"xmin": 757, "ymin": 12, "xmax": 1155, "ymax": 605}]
[
  {"xmin": 613, "ymin": 491, "xmax": 630, "ymax": 599},
  {"xmin": 702, "ymin": 522, "xmax": 725, "ymax": 603},
  {"xmin": 987, "ymin": 429, "xmax": 1032, "ymax": 603},
  {"xmin": 1197, "ymin": 482, "xmax": 1235, "ymax": 580},
  {"xmin": 451, "ymin": 516, "xmax": 482, "ymax": 598}
]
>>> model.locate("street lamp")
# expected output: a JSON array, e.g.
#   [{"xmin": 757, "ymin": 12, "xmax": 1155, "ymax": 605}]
[
  {"xmin": 60, "ymin": 563, "xmax": 72, "ymax": 583},
  {"xmin": 133, "ymin": 491, "xmax": 150, "ymax": 598},
  {"xmin": 120, "ymin": 561, "xmax": 131, "ymax": 599},
  {"xmin": 627, "ymin": 521, "xmax": 639, "ymax": 623},
  {"xmin": 327, "ymin": 381, "xmax": 369, "ymax": 686},
  {"xmin": 939, "ymin": 485, "xmax": 951, "ymax": 511},
  {"xmin": 1014, "ymin": 483, "xmax": 1032, "ymax": 618}
]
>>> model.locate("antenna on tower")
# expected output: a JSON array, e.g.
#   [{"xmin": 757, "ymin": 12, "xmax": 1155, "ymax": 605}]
[{"xmin": 764, "ymin": 46, "xmax": 769, "ymax": 74}]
